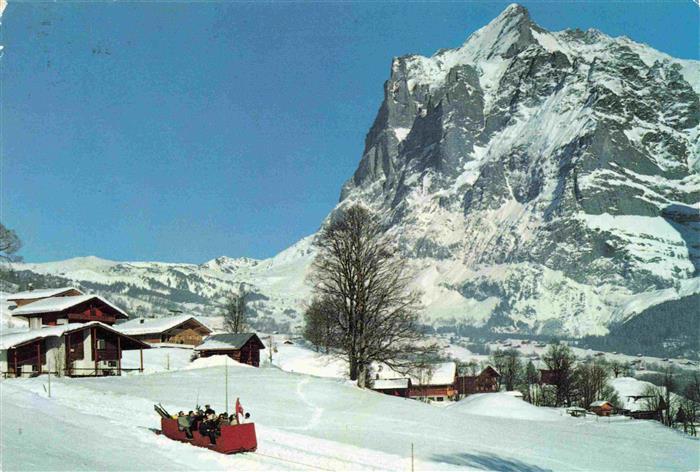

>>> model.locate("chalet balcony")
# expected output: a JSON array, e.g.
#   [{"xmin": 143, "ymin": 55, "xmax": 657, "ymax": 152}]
[{"xmin": 67, "ymin": 312, "xmax": 116, "ymax": 324}]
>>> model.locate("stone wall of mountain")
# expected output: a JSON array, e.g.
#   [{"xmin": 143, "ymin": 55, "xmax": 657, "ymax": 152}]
[{"xmin": 335, "ymin": 4, "xmax": 699, "ymax": 336}]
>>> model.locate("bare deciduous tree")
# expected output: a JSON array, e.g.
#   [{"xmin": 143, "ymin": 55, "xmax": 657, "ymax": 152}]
[
  {"xmin": 0, "ymin": 223, "xmax": 22, "ymax": 263},
  {"xmin": 303, "ymin": 296, "xmax": 340, "ymax": 353},
  {"xmin": 543, "ymin": 342, "xmax": 577, "ymax": 406},
  {"xmin": 575, "ymin": 361, "xmax": 619, "ymax": 409},
  {"xmin": 309, "ymin": 204, "xmax": 438, "ymax": 387},
  {"xmin": 490, "ymin": 348, "xmax": 522, "ymax": 391},
  {"xmin": 222, "ymin": 284, "xmax": 249, "ymax": 333}
]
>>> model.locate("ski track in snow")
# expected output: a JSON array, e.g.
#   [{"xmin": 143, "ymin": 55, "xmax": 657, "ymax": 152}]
[{"xmin": 285, "ymin": 376, "xmax": 324, "ymax": 432}]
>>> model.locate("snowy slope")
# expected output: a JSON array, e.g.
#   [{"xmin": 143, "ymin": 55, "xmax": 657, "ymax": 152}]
[{"xmin": 2, "ymin": 357, "xmax": 698, "ymax": 471}]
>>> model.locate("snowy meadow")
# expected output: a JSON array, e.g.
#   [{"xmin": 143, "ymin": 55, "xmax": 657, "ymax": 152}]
[{"xmin": 1, "ymin": 344, "xmax": 698, "ymax": 471}]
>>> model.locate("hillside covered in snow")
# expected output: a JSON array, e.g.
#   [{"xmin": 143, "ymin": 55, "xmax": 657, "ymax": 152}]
[
  {"xmin": 5, "ymin": 4, "xmax": 699, "ymax": 344},
  {"xmin": 2, "ymin": 347, "xmax": 698, "ymax": 471}
]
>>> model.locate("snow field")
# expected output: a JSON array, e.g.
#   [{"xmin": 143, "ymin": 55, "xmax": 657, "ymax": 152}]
[{"xmin": 2, "ymin": 349, "xmax": 698, "ymax": 471}]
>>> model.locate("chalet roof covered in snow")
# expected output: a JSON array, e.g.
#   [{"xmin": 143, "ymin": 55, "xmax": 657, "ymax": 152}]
[
  {"xmin": 8, "ymin": 286, "xmax": 82, "ymax": 300},
  {"xmin": 611, "ymin": 377, "xmax": 667, "ymax": 412},
  {"xmin": 115, "ymin": 315, "xmax": 211, "ymax": 336},
  {"xmin": 195, "ymin": 333, "xmax": 265, "ymax": 351},
  {"xmin": 590, "ymin": 400, "xmax": 612, "ymax": 407},
  {"xmin": 11, "ymin": 295, "xmax": 129, "ymax": 318},
  {"xmin": 373, "ymin": 378, "xmax": 410, "ymax": 390},
  {"xmin": 413, "ymin": 361, "xmax": 457, "ymax": 386},
  {"xmin": 0, "ymin": 321, "xmax": 149, "ymax": 350}
]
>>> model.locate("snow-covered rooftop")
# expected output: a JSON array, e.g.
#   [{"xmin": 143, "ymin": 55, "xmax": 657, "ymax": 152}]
[
  {"xmin": 115, "ymin": 315, "xmax": 210, "ymax": 336},
  {"xmin": 11, "ymin": 295, "xmax": 129, "ymax": 318},
  {"xmin": 195, "ymin": 333, "xmax": 265, "ymax": 351},
  {"xmin": 0, "ymin": 321, "xmax": 109, "ymax": 349},
  {"xmin": 373, "ymin": 378, "xmax": 410, "ymax": 390},
  {"xmin": 590, "ymin": 400, "xmax": 612, "ymax": 407},
  {"xmin": 412, "ymin": 361, "xmax": 457, "ymax": 386},
  {"xmin": 611, "ymin": 377, "xmax": 667, "ymax": 412},
  {"xmin": 8, "ymin": 286, "xmax": 82, "ymax": 300}
]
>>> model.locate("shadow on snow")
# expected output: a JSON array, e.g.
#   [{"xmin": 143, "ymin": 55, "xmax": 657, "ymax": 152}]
[{"xmin": 431, "ymin": 452, "xmax": 551, "ymax": 472}]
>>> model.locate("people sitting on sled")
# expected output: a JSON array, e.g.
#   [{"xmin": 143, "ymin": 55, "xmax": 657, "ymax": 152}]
[
  {"xmin": 198, "ymin": 416, "xmax": 218, "ymax": 445},
  {"xmin": 177, "ymin": 411, "xmax": 193, "ymax": 439},
  {"xmin": 218, "ymin": 413, "xmax": 230, "ymax": 427},
  {"xmin": 188, "ymin": 410, "xmax": 200, "ymax": 431}
]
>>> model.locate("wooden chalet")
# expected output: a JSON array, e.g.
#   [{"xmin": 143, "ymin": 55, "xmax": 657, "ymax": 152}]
[
  {"xmin": 195, "ymin": 333, "xmax": 265, "ymax": 367},
  {"xmin": 116, "ymin": 316, "xmax": 212, "ymax": 346},
  {"xmin": 0, "ymin": 322, "xmax": 150, "ymax": 377},
  {"xmin": 456, "ymin": 365, "xmax": 501, "ymax": 397},
  {"xmin": 11, "ymin": 294, "xmax": 129, "ymax": 329},
  {"xmin": 372, "ymin": 378, "xmax": 412, "ymax": 398},
  {"xmin": 589, "ymin": 400, "xmax": 614, "ymax": 416},
  {"xmin": 2, "ymin": 287, "xmax": 149, "ymax": 377},
  {"xmin": 8, "ymin": 286, "xmax": 84, "ymax": 307},
  {"xmin": 408, "ymin": 362, "xmax": 458, "ymax": 402}
]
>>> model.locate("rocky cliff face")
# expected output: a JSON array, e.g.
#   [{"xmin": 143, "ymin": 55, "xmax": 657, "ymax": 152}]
[
  {"xmin": 335, "ymin": 4, "xmax": 699, "ymax": 335},
  {"xmin": 8, "ymin": 5, "xmax": 699, "ymax": 338}
]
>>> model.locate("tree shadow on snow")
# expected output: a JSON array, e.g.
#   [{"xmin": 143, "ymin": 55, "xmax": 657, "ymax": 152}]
[{"xmin": 431, "ymin": 453, "xmax": 551, "ymax": 472}]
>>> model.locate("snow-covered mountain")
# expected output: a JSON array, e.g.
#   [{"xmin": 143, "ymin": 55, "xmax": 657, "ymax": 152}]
[
  {"xmin": 8, "ymin": 4, "xmax": 699, "ymax": 339},
  {"xmin": 334, "ymin": 3, "xmax": 700, "ymax": 336},
  {"xmin": 8, "ymin": 237, "xmax": 316, "ymax": 332}
]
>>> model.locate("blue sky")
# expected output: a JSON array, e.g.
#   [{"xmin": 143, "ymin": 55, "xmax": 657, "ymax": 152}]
[{"xmin": 3, "ymin": 1, "xmax": 698, "ymax": 263}]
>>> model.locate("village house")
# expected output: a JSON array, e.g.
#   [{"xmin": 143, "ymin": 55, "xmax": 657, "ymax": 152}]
[
  {"xmin": 115, "ymin": 315, "xmax": 212, "ymax": 346},
  {"xmin": 195, "ymin": 333, "xmax": 266, "ymax": 367},
  {"xmin": 455, "ymin": 365, "xmax": 501, "ymax": 398},
  {"xmin": 372, "ymin": 378, "xmax": 412, "ymax": 398},
  {"xmin": 1, "ymin": 287, "xmax": 149, "ymax": 377},
  {"xmin": 408, "ymin": 362, "xmax": 458, "ymax": 402},
  {"xmin": 11, "ymin": 292, "xmax": 129, "ymax": 328},
  {"xmin": 0, "ymin": 321, "xmax": 150, "ymax": 377},
  {"xmin": 589, "ymin": 400, "xmax": 614, "ymax": 416}
]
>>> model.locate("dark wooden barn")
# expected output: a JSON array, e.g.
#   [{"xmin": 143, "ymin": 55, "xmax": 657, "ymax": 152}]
[{"xmin": 195, "ymin": 333, "xmax": 266, "ymax": 367}]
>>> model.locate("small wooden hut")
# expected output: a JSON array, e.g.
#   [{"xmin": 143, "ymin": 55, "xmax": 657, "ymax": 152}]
[{"xmin": 195, "ymin": 333, "xmax": 266, "ymax": 367}]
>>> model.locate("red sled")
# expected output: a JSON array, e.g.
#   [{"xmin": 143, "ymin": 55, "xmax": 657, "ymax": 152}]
[{"xmin": 160, "ymin": 417, "xmax": 258, "ymax": 454}]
